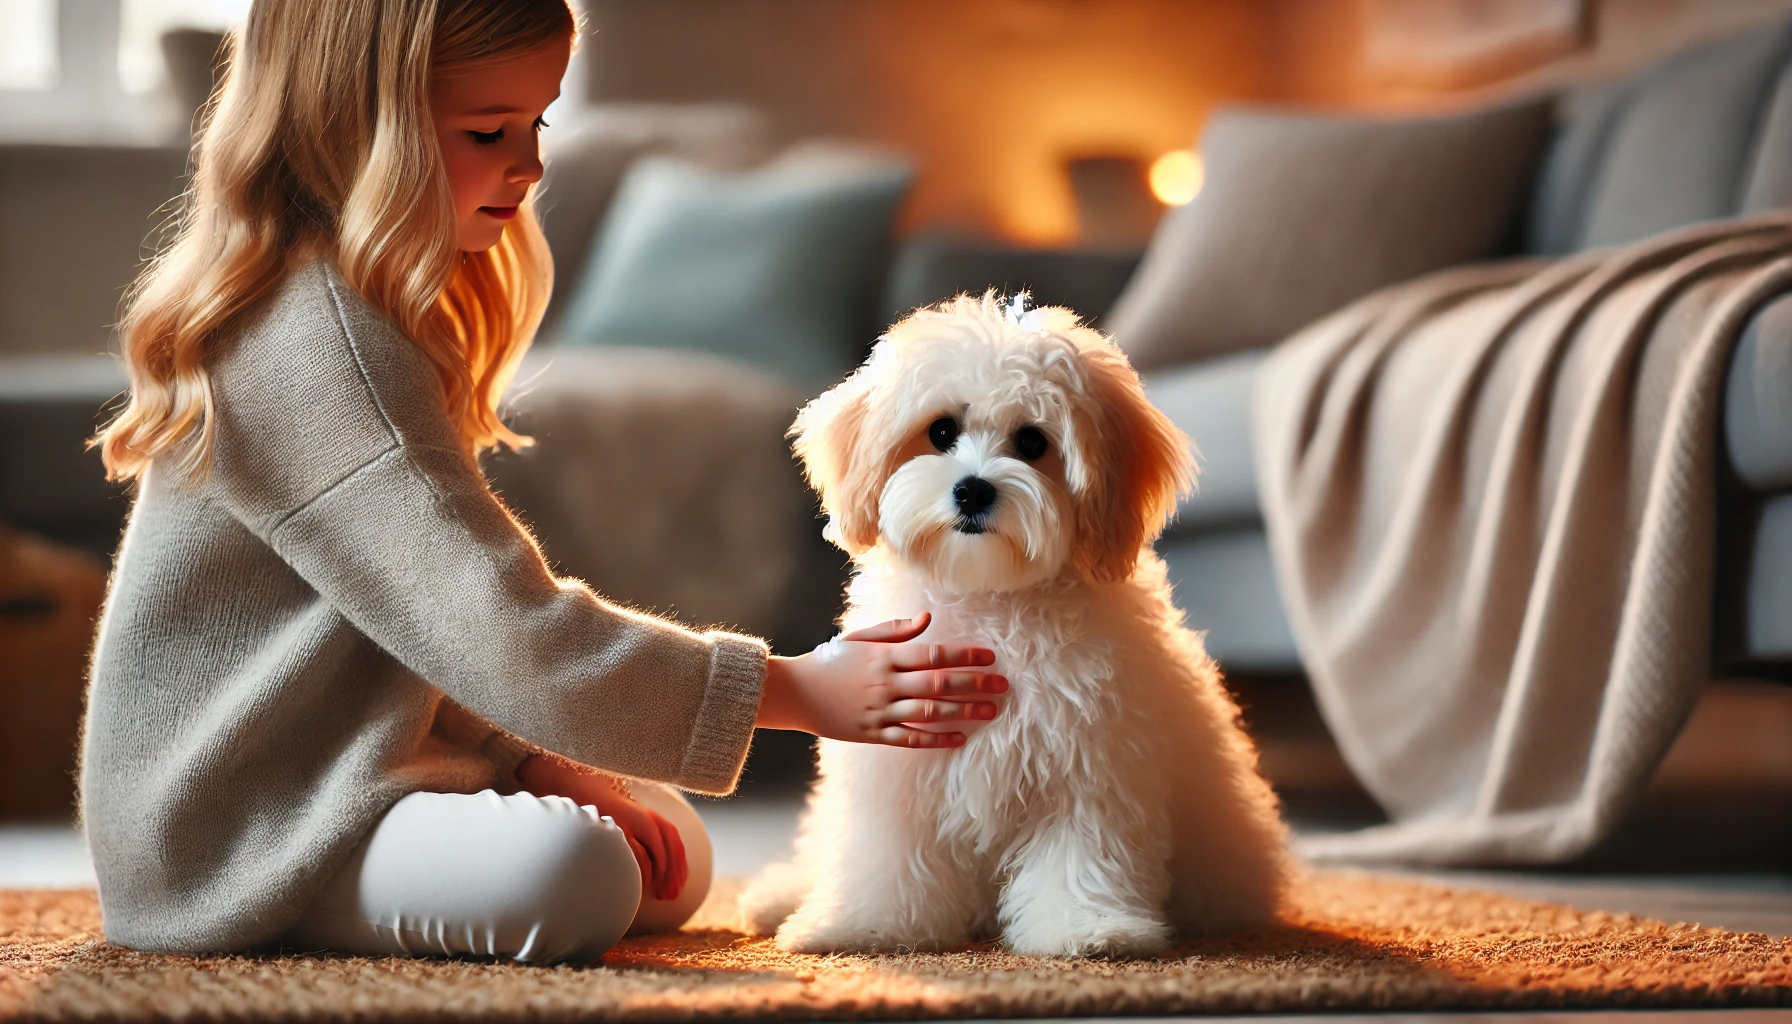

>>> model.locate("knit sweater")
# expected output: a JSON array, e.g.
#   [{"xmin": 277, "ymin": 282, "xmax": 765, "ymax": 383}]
[{"xmin": 80, "ymin": 259, "xmax": 768, "ymax": 954}]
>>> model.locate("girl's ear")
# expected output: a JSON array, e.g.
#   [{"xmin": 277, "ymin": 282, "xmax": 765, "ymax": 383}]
[
  {"xmin": 790, "ymin": 371, "xmax": 884, "ymax": 554},
  {"xmin": 1066, "ymin": 343, "xmax": 1194, "ymax": 584}
]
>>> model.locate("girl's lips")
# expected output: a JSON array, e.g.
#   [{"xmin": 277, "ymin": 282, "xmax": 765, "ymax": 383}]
[{"xmin": 480, "ymin": 206, "xmax": 519, "ymax": 221}]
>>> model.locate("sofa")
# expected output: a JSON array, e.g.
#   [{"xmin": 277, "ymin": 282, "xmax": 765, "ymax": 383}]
[
  {"xmin": 1, "ymin": 102, "xmax": 911, "ymax": 661},
  {"xmin": 887, "ymin": 19, "xmax": 1792, "ymax": 682},
  {"xmin": 5, "ymin": 18, "xmax": 1791, "ymax": 688}
]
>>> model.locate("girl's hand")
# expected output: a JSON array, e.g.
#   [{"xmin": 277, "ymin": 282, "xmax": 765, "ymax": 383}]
[
  {"xmin": 755, "ymin": 611, "xmax": 1008, "ymax": 748},
  {"xmin": 513, "ymin": 752, "xmax": 688, "ymax": 901},
  {"xmin": 600, "ymin": 790, "xmax": 688, "ymax": 902}
]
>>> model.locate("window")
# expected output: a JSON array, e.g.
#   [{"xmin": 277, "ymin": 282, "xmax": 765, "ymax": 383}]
[
  {"xmin": 0, "ymin": 0, "xmax": 57, "ymax": 91},
  {"xmin": 120, "ymin": 0, "xmax": 250, "ymax": 93}
]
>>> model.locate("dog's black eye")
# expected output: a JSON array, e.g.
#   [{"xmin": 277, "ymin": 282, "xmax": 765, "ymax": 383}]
[
  {"xmin": 1014, "ymin": 426, "xmax": 1049, "ymax": 461},
  {"xmin": 928, "ymin": 416, "xmax": 960, "ymax": 452}
]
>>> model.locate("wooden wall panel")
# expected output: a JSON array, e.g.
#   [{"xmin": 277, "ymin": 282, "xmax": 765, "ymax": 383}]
[
  {"xmin": 1270, "ymin": 0, "xmax": 1792, "ymax": 111},
  {"xmin": 1361, "ymin": 0, "xmax": 1588, "ymax": 89},
  {"xmin": 582, "ymin": 0, "xmax": 1273, "ymax": 244},
  {"xmin": 579, "ymin": 0, "xmax": 1792, "ymax": 240}
]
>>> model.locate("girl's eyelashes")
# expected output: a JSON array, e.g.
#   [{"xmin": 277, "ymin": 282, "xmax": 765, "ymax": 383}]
[{"xmin": 465, "ymin": 117, "xmax": 549, "ymax": 146}]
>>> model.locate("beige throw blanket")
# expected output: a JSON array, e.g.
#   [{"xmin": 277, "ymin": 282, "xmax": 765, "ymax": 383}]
[{"xmin": 1255, "ymin": 215, "xmax": 1792, "ymax": 864}]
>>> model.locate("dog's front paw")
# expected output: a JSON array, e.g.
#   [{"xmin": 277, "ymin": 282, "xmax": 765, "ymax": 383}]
[
  {"xmin": 1003, "ymin": 912, "xmax": 1172, "ymax": 959},
  {"xmin": 774, "ymin": 909, "xmax": 891, "ymax": 954},
  {"xmin": 775, "ymin": 902, "xmax": 966, "ymax": 954},
  {"xmin": 737, "ymin": 861, "xmax": 811, "ymax": 936}
]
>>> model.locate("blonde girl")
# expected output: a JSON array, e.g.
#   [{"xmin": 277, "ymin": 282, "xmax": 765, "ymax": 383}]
[{"xmin": 82, "ymin": 0, "xmax": 1007, "ymax": 962}]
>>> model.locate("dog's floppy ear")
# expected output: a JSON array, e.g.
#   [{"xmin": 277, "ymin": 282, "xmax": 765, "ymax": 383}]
[
  {"xmin": 1067, "ymin": 342, "xmax": 1194, "ymax": 584},
  {"xmin": 790, "ymin": 369, "xmax": 884, "ymax": 554}
]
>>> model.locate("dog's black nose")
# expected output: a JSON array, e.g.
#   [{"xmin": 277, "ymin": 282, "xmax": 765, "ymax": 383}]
[{"xmin": 953, "ymin": 476, "xmax": 998, "ymax": 518}]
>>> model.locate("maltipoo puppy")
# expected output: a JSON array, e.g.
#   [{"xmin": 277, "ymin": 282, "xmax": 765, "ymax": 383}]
[{"xmin": 740, "ymin": 293, "xmax": 1291, "ymax": 957}]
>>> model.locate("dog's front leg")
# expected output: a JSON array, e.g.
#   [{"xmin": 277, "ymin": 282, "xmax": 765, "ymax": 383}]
[
  {"xmin": 997, "ymin": 790, "xmax": 1173, "ymax": 958},
  {"xmin": 774, "ymin": 746, "xmax": 987, "ymax": 953}
]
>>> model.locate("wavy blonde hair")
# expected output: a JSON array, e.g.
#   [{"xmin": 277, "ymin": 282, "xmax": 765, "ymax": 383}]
[{"xmin": 97, "ymin": 0, "xmax": 576, "ymax": 482}]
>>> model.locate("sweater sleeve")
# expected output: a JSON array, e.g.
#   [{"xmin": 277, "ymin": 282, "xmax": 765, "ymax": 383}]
[
  {"xmin": 266, "ymin": 442, "xmax": 765, "ymax": 794},
  {"xmin": 203, "ymin": 263, "xmax": 766, "ymax": 795}
]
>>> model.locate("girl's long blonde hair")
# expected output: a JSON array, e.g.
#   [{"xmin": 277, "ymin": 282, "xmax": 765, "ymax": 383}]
[{"xmin": 97, "ymin": 0, "xmax": 576, "ymax": 482}]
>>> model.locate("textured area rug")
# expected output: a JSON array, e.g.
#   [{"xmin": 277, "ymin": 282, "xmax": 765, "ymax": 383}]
[{"xmin": 3, "ymin": 872, "xmax": 1788, "ymax": 1021}]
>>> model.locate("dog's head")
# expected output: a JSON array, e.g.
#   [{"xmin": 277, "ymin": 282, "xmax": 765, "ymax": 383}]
[{"xmin": 791, "ymin": 292, "xmax": 1193, "ymax": 593}]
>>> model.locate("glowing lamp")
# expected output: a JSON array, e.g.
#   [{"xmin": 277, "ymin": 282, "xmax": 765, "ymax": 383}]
[{"xmin": 1148, "ymin": 150, "xmax": 1204, "ymax": 206}]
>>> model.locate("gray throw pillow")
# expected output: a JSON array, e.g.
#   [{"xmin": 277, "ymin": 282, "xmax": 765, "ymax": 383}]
[
  {"xmin": 1107, "ymin": 99, "xmax": 1554, "ymax": 370},
  {"xmin": 536, "ymin": 105, "xmax": 772, "ymax": 333},
  {"xmin": 556, "ymin": 146, "xmax": 913, "ymax": 387}
]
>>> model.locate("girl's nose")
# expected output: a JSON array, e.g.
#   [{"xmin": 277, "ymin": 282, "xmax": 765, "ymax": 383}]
[{"xmin": 508, "ymin": 147, "xmax": 544, "ymax": 186}]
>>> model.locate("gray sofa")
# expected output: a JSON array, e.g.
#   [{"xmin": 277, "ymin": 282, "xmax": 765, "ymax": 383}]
[
  {"xmin": 4, "ymin": 20, "xmax": 1790, "ymax": 683},
  {"xmin": 1, "ymin": 104, "xmax": 904, "ymax": 659},
  {"xmin": 890, "ymin": 19, "xmax": 1792, "ymax": 679}
]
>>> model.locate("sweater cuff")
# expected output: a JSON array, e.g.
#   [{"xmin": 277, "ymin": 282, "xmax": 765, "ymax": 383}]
[{"xmin": 675, "ymin": 632, "xmax": 768, "ymax": 795}]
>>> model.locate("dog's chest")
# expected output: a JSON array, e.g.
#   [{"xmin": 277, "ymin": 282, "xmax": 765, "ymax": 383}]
[
  {"xmin": 846, "ymin": 577, "xmax": 1120, "ymax": 735},
  {"xmin": 915, "ymin": 596, "xmax": 1126, "ymax": 835},
  {"xmin": 841, "ymin": 565, "xmax": 1132, "ymax": 820}
]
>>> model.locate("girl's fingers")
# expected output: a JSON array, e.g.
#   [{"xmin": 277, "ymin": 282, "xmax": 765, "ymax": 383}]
[
  {"xmin": 658, "ymin": 814, "xmax": 687, "ymax": 901},
  {"xmin": 669, "ymin": 836, "xmax": 687, "ymax": 899},
  {"xmin": 889, "ymin": 641, "xmax": 996, "ymax": 672},
  {"xmin": 841, "ymin": 611, "xmax": 931, "ymax": 644},
  {"xmin": 892, "ymin": 669, "xmax": 1008, "ymax": 698},
  {"xmin": 626, "ymin": 834, "xmax": 650, "ymax": 890},
  {"xmin": 627, "ymin": 809, "xmax": 669, "ymax": 895},
  {"xmin": 881, "ymin": 698, "xmax": 999, "ymax": 725},
  {"xmin": 870, "ymin": 724, "xmax": 967, "ymax": 748},
  {"xmin": 653, "ymin": 836, "xmax": 675, "ymax": 900},
  {"xmin": 637, "ymin": 816, "xmax": 666, "ymax": 869}
]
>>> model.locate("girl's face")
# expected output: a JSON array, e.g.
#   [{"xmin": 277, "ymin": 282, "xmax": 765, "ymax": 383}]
[{"xmin": 430, "ymin": 37, "xmax": 572, "ymax": 253}]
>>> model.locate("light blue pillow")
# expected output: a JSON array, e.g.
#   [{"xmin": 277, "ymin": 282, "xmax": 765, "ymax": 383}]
[{"xmin": 556, "ymin": 148, "xmax": 913, "ymax": 386}]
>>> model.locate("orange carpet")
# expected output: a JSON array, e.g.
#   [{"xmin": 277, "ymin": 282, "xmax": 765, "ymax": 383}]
[{"xmin": 3, "ymin": 872, "xmax": 1788, "ymax": 1020}]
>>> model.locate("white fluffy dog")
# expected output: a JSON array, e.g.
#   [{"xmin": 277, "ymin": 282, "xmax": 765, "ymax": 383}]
[{"xmin": 739, "ymin": 293, "xmax": 1291, "ymax": 957}]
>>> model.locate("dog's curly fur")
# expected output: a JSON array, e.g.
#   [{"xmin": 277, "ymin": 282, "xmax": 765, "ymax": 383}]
[{"xmin": 739, "ymin": 293, "xmax": 1291, "ymax": 957}]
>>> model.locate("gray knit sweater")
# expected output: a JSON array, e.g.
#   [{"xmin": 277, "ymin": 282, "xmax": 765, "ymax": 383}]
[{"xmin": 81, "ymin": 260, "xmax": 768, "ymax": 954}]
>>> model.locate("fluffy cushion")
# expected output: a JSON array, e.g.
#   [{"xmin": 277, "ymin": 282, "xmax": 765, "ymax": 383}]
[
  {"xmin": 1107, "ymin": 100, "xmax": 1553, "ymax": 369},
  {"xmin": 488, "ymin": 348, "xmax": 831, "ymax": 652},
  {"xmin": 556, "ymin": 146, "xmax": 913, "ymax": 386},
  {"xmin": 536, "ymin": 105, "xmax": 773, "ymax": 332}
]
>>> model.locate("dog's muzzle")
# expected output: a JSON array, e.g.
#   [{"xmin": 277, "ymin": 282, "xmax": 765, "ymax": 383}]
[{"xmin": 952, "ymin": 475, "xmax": 997, "ymax": 533}]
